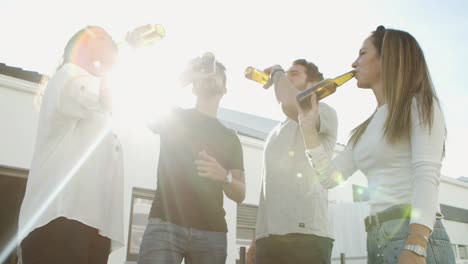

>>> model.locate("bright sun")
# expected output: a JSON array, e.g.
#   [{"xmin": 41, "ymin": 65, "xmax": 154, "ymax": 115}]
[{"xmin": 107, "ymin": 45, "xmax": 183, "ymax": 129}]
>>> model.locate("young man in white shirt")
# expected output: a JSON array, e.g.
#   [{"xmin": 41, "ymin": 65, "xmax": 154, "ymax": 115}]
[{"xmin": 249, "ymin": 59, "xmax": 338, "ymax": 264}]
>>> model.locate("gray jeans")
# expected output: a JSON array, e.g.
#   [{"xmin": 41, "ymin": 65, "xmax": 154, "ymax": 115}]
[
  {"xmin": 138, "ymin": 218, "xmax": 227, "ymax": 264},
  {"xmin": 366, "ymin": 217, "xmax": 455, "ymax": 263}
]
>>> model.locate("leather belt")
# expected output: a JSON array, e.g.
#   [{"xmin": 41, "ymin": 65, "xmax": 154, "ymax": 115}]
[{"xmin": 364, "ymin": 205, "xmax": 412, "ymax": 232}]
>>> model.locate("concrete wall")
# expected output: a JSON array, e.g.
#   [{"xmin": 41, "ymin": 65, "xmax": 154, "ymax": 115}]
[
  {"xmin": 0, "ymin": 75, "xmax": 39, "ymax": 170},
  {"xmin": 440, "ymin": 177, "xmax": 468, "ymax": 212}
]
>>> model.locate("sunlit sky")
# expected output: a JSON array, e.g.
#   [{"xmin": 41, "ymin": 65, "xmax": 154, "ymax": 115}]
[{"xmin": 1, "ymin": 0, "xmax": 467, "ymax": 179}]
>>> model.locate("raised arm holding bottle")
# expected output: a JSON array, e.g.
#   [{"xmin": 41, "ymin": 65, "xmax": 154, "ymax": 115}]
[
  {"xmin": 248, "ymin": 59, "xmax": 338, "ymax": 264},
  {"xmin": 298, "ymin": 26, "xmax": 455, "ymax": 264}
]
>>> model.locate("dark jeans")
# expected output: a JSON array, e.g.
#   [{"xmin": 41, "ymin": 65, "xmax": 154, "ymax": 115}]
[
  {"xmin": 21, "ymin": 217, "xmax": 111, "ymax": 264},
  {"xmin": 138, "ymin": 218, "xmax": 227, "ymax": 264},
  {"xmin": 255, "ymin": 233, "xmax": 334, "ymax": 264},
  {"xmin": 0, "ymin": 175, "xmax": 26, "ymax": 264}
]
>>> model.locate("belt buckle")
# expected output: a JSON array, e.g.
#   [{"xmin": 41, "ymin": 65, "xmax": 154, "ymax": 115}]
[
  {"xmin": 365, "ymin": 214, "xmax": 381, "ymax": 232},
  {"xmin": 374, "ymin": 214, "xmax": 380, "ymax": 227}
]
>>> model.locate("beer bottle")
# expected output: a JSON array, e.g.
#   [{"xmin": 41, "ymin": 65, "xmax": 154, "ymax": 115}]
[
  {"xmin": 244, "ymin": 67, "xmax": 270, "ymax": 88},
  {"xmin": 120, "ymin": 24, "xmax": 166, "ymax": 48},
  {"xmin": 296, "ymin": 70, "xmax": 355, "ymax": 107}
]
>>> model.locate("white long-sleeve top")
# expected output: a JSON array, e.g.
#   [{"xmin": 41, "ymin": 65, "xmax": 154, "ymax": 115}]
[
  {"xmin": 18, "ymin": 63, "xmax": 124, "ymax": 250},
  {"xmin": 307, "ymin": 98, "xmax": 446, "ymax": 231}
]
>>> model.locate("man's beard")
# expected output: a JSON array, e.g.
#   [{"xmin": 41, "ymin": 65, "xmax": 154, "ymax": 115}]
[{"xmin": 295, "ymin": 81, "xmax": 308, "ymax": 92}]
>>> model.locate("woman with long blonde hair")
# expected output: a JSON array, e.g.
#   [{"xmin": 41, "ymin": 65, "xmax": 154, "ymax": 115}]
[{"xmin": 299, "ymin": 26, "xmax": 455, "ymax": 263}]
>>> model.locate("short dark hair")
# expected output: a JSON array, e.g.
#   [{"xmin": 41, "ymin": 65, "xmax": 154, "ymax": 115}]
[
  {"xmin": 190, "ymin": 56, "xmax": 226, "ymax": 86},
  {"xmin": 215, "ymin": 61, "xmax": 227, "ymax": 87},
  {"xmin": 292, "ymin": 59, "xmax": 323, "ymax": 83}
]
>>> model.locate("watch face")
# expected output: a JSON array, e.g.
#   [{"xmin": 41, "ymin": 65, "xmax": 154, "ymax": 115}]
[{"xmin": 226, "ymin": 173, "xmax": 232, "ymax": 184}]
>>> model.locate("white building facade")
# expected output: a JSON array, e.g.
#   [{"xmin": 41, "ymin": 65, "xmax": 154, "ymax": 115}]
[{"xmin": 1, "ymin": 67, "xmax": 468, "ymax": 264}]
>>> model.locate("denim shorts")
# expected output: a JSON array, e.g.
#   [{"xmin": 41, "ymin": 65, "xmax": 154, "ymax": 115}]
[
  {"xmin": 138, "ymin": 218, "xmax": 227, "ymax": 264},
  {"xmin": 366, "ymin": 217, "xmax": 455, "ymax": 264}
]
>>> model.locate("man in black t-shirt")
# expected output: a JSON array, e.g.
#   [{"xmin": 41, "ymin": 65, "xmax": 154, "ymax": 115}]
[{"xmin": 138, "ymin": 54, "xmax": 246, "ymax": 264}]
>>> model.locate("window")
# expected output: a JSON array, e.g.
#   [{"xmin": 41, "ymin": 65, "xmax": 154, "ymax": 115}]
[
  {"xmin": 236, "ymin": 204, "xmax": 257, "ymax": 263},
  {"xmin": 126, "ymin": 187, "xmax": 155, "ymax": 262},
  {"xmin": 126, "ymin": 195, "xmax": 258, "ymax": 263},
  {"xmin": 459, "ymin": 244, "xmax": 468, "ymax": 260}
]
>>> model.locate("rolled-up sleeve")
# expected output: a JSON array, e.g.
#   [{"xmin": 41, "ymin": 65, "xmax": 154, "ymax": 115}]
[{"xmin": 409, "ymin": 101, "xmax": 446, "ymax": 231}]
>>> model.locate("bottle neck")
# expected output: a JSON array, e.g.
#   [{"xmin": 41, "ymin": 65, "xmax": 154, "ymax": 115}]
[{"xmin": 333, "ymin": 70, "xmax": 355, "ymax": 86}]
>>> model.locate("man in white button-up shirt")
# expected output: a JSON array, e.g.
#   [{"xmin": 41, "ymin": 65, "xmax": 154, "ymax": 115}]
[
  {"xmin": 18, "ymin": 26, "xmax": 124, "ymax": 264},
  {"xmin": 248, "ymin": 59, "xmax": 338, "ymax": 264}
]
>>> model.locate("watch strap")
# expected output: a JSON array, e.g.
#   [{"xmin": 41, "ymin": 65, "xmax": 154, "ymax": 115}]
[{"xmin": 403, "ymin": 244, "xmax": 427, "ymax": 257}]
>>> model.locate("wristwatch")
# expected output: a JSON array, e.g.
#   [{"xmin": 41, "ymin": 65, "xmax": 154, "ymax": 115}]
[
  {"xmin": 403, "ymin": 244, "xmax": 427, "ymax": 257},
  {"xmin": 225, "ymin": 171, "xmax": 233, "ymax": 185}
]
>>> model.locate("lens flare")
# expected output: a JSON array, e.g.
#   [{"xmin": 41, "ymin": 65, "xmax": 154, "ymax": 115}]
[{"xmin": 0, "ymin": 123, "xmax": 112, "ymax": 263}]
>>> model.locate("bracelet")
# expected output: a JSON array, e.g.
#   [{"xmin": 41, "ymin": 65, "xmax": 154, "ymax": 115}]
[
  {"xmin": 408, "ymin": 233, "xmax": 429, "ymax": 243},
  {"xmin": 403, "ymin": 244, "xmax": 427, "ymax": 257}
]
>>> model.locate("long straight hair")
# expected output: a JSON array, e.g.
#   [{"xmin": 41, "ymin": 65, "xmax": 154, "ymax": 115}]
[
  {"xmin": 35, "ymin": 26, "xmax": 100, "ymax": 106},
  {"xmin": 350, "ymin": 26, "xmax": 444, "ymax": 147}
]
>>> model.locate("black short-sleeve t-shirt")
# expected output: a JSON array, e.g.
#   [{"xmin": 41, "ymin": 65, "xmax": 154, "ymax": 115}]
[{"xmin": 148, "ymin": 108, "xmax": 244, "ymax": 232}]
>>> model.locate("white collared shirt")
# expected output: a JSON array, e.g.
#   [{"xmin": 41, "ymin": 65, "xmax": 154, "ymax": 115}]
[{"xmin": 18, "ymin": 63, "xmax": 124, "ymax": 250}]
